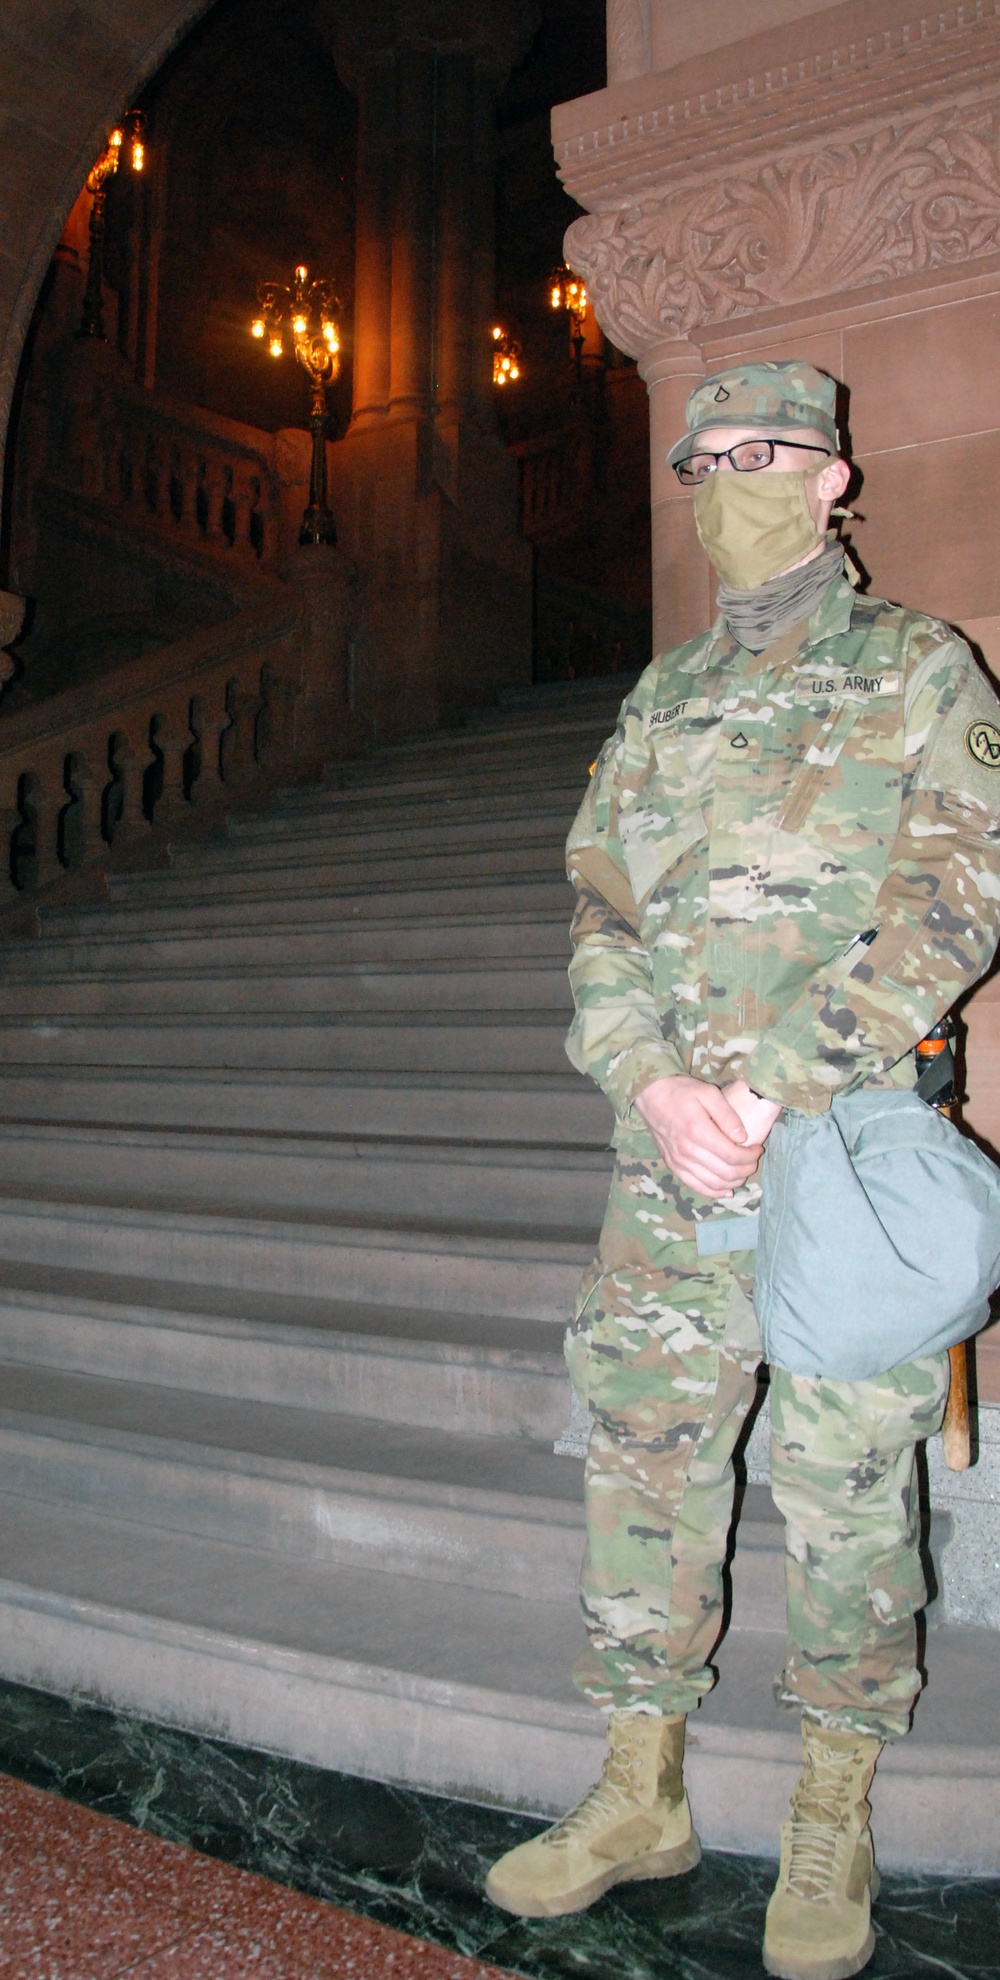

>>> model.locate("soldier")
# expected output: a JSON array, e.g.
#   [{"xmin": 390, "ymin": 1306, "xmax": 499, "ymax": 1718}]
[{"xmin": 486, "ymin": 362, "xmax": 1000, "ymax": 1980}]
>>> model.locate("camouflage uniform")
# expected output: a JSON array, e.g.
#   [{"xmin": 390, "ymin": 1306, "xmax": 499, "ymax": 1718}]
[{"xmin": 565, "ymin": 568, "xmax": 1000, "ymax": 1740}]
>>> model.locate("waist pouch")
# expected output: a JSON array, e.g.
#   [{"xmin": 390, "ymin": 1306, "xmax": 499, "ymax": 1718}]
[{"xmin": 753, "ymin": 1089, "xmax": 1000, "ymax": 1379}]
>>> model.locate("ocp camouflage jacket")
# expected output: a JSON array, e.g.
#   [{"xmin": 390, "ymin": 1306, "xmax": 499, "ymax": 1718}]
[{"xmin": 566, "ymin": 574, "xmax": 1000, "ymax": 1130}]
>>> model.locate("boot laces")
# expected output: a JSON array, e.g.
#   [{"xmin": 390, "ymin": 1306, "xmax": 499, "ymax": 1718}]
[
  {"xmin": 544, "ymin": 1724, "xmax": 650, "ymax": 1849},
  {"xmin": 786, "ymin": 1746, "xmax": 858, "ymax": 1900}
]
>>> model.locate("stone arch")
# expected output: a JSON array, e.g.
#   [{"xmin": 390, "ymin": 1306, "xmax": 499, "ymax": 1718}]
[{"xmin": 0, "ymin": 0, "xmax": 217, "ymax": 518}]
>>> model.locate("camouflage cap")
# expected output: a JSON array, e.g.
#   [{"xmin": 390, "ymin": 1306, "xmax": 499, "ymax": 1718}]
[{"xmin": 666, "ymin": 361, "xmax": 839, "ymax": 468}]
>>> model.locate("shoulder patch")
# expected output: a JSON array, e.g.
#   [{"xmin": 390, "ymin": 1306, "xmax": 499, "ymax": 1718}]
[{"xmin": 965, "ymin": 719, "xmax": 1000, "ymax": 768}]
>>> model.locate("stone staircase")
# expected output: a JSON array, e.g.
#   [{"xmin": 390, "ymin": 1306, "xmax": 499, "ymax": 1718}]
[{"xmin": 0, "ymin": 677, "xmax": 993, "ymax": 1875}]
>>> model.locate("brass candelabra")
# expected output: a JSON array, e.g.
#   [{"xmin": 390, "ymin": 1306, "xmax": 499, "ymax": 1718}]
[
  {"xmin": 77, "ymin": 112, "xmax": 146, "ymax": 342},
  {"xmin": 252, "ymin": 265, "xmax": 341, "ymax": 546}
]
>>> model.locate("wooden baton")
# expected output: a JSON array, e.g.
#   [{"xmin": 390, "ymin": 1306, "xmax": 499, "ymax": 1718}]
[{"xmin": 916, "ymin": 1020, "xmax": 972, "ymax": 1473}]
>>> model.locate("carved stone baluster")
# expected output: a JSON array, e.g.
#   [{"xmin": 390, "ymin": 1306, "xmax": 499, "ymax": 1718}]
[
  {"xmin": 0, "ymin": 791, "xmax": 22, "ymax": 898},
  {"xmin": 257, "ymin": 660, "xmax": 302, "ymax": 772},
  {"xmin": 150, "ymin": 707, "xmax": 193, "ymax": 827},
  {"xmin": 220, "ymin": 466, "xmax": 237, "ymax": 546},
  {"xmin": 18, "ymin": 772, "xmax": 62, "ymax": 893},
  {"xmin": 108, "ymin": 730, "xmax": 153, "ymax": 854},
  {"xmin": 220, "ymin": 674, "xmax": 263, "ymax": 792},
  {"xmin": 60, "ymin": 751, "xmax": 105, "ymax": 872},
  {"xmin": 188, "ymin": 694, "xmax": 228, "ymax": 808}
]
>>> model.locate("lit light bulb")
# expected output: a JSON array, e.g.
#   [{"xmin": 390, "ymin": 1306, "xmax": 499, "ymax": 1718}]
[
  {"xmin": 292, "ymin": 313, "xmax": 307, "ymax": 334},
  {"xmin": 251, "ymin": 318, "xmax": 265, "ymax": 339},
  {"xmin": 131, "ymin": 140, "xmax": 145, "ymax": 171},
  {"xmin": 269, "ymin": 336, "xmax": 283, "ymax": 358},
  {"xmin": 109, "ymin": 129, "xmax": 124, "ymax": 151},
  {"xmin": 492, "ymin": 325, "xmax": 502, "ymax": 341},
  {"xmin": 322, "ymin": 322, "xmax": 339, "ymax": 350},
  {"xmin": 295, "ymin": 265, "xmax": 308, "ymax": 281},
  {"xmin": 550, "ymin": 285, "xmax": 562, "ymax": 309},
  {"xmin": 509, "ymin": 363, "xmax": 520, "ymax": 379}
]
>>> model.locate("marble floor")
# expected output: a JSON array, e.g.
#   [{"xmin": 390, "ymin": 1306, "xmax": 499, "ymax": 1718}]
[{"xmin": 0, "ymin": 1676, "xmax": 994, "ymax": 1979}]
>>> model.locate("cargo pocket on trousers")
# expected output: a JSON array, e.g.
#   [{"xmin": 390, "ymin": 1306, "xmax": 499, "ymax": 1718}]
[{"xmin": 565, "ymin": 1264, "xmax": 731, "ymax": 1444}]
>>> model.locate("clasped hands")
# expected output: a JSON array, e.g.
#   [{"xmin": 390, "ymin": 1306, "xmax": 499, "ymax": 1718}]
[{"xmin": 635, "ymin": 1075, "xmax": 781, "ymax": 1199}]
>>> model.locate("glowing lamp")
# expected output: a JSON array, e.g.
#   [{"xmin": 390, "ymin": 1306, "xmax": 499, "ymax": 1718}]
[{"xmin": 491, "ymin": 326, "xmax": 522, "ymax": 388}]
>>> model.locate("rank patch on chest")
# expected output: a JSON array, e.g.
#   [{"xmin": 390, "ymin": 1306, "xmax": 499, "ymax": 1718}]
[
  {"xmin": 795, "ymin": 672, "xmax": 900, "ymax": 703},
  {"xmin": 965, "ymin": 719, "xmax": 1000, "ymax": 767}
]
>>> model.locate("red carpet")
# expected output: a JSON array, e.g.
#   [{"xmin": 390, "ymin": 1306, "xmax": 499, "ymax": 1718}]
[{"xmin": 0, "ymin": 1774, "xmax": 518, "ymax": 1978}]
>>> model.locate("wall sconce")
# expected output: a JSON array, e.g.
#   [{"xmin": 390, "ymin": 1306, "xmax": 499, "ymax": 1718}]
[
  {"xmin": 549, "ymin": 263, "xmax": 589, "ymax": 388},
  {"xmin": 77, "ymin": 110, "xmax": 147, "ymax": 342},
  {"xmin": 252, "ymin": 264, "xmax": 341, "ymax": 547},
  {"xmin": 491, "ymin": 325, "xmax": 522, "ymax": 386}
]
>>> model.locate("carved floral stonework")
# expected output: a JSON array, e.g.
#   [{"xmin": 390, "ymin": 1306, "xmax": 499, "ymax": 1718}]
[
  {"xmin": 566, "ymin": 100, "xmax": 1000, "ymax": 355},
  {"xmin": 607, "ymin": 0, "xmax": 649, "ymax": 84}
]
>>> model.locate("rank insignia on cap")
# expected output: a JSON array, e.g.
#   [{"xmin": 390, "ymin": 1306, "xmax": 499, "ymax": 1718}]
[
  {"xmin": 965, "ymin": 720, "xmax": 1000, "ymax": 766},
  {"xmin": 713, "ymin": 385, "xmax": 730, "ymax": 403}
]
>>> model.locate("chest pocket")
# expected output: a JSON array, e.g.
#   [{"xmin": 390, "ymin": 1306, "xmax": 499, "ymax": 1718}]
[
  {"xmin": 772, "ymin": 688, "xmax": 904, "ymax": 857},
  {"xmin": 618, "ymin": 721, "xmax": 710, "ymax": 908}
]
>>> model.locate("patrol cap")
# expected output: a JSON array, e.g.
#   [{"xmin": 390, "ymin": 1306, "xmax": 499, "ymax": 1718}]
[{"xmin": 666, "ymin": 361, "xmax": 839, "ymax": 468}]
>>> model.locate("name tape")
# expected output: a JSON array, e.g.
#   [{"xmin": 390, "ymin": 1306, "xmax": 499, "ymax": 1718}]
[{"xmin": 795, "ymin": 673, "xmax": 900, "ymax": 702}]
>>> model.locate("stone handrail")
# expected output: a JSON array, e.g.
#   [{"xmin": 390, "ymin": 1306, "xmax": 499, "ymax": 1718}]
[
  {"xmin": 0, "ymin": 587, "xmax": 304, "ymax": 921},
  {"xmin": 72, "ymin": 376, "xmax": 282, "ymax": 572}
]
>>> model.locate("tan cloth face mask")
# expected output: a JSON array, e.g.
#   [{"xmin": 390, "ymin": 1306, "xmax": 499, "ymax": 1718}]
[{"xmin": 693, "ymin": 468, "xmax": 825, "ymax": 589}]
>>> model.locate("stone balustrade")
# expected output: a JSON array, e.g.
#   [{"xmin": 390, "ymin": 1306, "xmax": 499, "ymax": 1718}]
[
  {"xmin": 81, "ymin": 379, "xmax": 281, "ymax": 570},
  {"xmin": 0, "ymin": 593, "xmax": 303, "ymax": 917}
]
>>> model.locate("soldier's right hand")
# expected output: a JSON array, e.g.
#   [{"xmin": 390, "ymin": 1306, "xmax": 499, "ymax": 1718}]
[{"xmin": 635, "ymin": 1075, "xmax": 764, "ymax": 1199}]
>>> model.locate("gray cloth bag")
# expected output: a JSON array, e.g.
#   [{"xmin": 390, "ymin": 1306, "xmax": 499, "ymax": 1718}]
[{"xmin": 753, "ymin": 1089, "xmax": 1000, "ymax": 1380}]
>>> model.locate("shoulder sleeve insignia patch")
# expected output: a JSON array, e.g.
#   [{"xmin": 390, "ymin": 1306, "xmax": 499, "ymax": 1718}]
[{"xmin": 965, "ymin": 720, "xmax": 1000, "ymax": 766}]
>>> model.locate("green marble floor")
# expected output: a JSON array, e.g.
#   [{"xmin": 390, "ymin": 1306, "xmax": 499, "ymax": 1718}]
[{"xmin": 0, "ymin": 1676, "xmax": 993, "ymax": 1979}]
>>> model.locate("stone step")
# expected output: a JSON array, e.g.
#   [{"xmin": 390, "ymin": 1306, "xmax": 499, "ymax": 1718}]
[
  {"xmin": 0, "ymin": 1261, "xmax": 570, "ymax": 1439},
  {"xmin": 0, "ymin": 1066, "xmax": 612, "ymax": 1144},
  {"xmin": 0, "ymin": 1492, "xmax": 989, "ymax": 1872},
  {"xmin": 0, "ymin": 911, "xmax": 569, "ymax": 980},
  {"xmin": 181, "ymin": 804, "xmax": 576, "ymax": 870},
  {"xmin": 224, "ymin": 778, "xmax": 583, "ymax": 840},
  {"xmin": 0, "ymin": 1194, "xmax": 589, "ymax": 1320},
  {"xmin": 39, "ymin": 875, "xmax": 572, "ymax": 938},
  {"xmin": 0, "ymin": 1123, "xmax": 612, "ymax": 1231},
  {"xmin": 0, "ymin": 1012, "xmax": 569, "ymax": 1073},
  {"xmin": 0, "ymin": 1364, "xmax": 788, "ymax": 1626},
  {"xmin": 109, "ymin": 838, "xmax": 569, "ymax": 906},
  {"xmin": 0, "ymin": 1361, "xmax": 588, "ymax": 1599},
  {"xmin": 337, "ymin": 702, "xmax": 620, "ymax": 759},
  {"xmin": 0, "ymin": 959, "xmax": 573, "ymax": 1018}
]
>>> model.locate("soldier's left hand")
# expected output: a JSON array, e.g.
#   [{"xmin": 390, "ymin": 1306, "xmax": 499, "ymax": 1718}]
[{"xmin": 724, "ymin": 1079, "xmax": 782, "ymax": 1151}]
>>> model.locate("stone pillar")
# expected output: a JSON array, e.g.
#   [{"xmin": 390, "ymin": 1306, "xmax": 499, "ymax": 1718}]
[
  {"xmin": 640, "ymin": 339, "xmax": 708, "ymax": 651},
  {"xmin": 389, "ymin": 48, "xmax": 435, "ymax": 418},
  {"xmin": 317, "ymin": 0, "xmax": 538, "ymax": 737},
  {"xmin": 434, "ymin": 51, "xmax": 476, "ymax": 425},
  {"xmin": 351, "ymin": 57, "xmax": 395, "ymax": 425}
]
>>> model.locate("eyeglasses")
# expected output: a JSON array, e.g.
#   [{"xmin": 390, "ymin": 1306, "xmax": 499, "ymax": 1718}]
[{"xmin": 673, "ymin": 438, "xmax": 832, "ymax": 485}]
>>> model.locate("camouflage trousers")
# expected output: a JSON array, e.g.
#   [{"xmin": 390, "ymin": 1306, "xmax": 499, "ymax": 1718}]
[{"xmin": 565, "ymin": 1145, "xmax": 949, "ymax": 1742}]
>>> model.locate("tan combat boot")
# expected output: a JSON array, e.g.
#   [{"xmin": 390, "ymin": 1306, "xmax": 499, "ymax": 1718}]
[
  {"xmin": 484, "ymin": 1710, "xmax": 700, "ymax": 1918},
  {"xmin": 763, "ymin": 1720, "xmax": 883, "ymax": 1980}
]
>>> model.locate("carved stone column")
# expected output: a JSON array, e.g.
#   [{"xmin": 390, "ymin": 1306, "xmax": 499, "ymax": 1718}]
[{"xmin": 315, "ymin": 0, "xmax": 538, "ymax": 735}]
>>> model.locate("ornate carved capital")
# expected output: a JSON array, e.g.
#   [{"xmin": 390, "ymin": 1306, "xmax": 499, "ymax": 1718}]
[{"xmin": 566, "ymin": 97, "xmax": 1000, "ymax": 356}]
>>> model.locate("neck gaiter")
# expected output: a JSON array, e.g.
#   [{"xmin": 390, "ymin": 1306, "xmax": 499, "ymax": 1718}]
[{"xmin": 717, "ymin": 541, "xmax": 845, "ymax": 651}]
